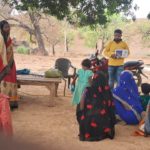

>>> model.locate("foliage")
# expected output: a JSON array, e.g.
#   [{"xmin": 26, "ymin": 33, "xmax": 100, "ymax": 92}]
[
  {"xmin": 78, "ymin": 26, "xmax": 99, "ymax": 48},
  {"xmin": 3, "ymin": 0, "xmax": 134, "ymax": 56},
  {"xmin": 16, "ymin": 45, "xmax": 30, "ymax": 54},
  {"xmin": 139, "ymin": 23, "xmax": 150, "ymax": 40},
  {"xmin": 66, "ymin": 30, "xmax": 76, "ymax": 45},
  {"xmin": 78, "ymin": 14, "xmax": 128, "ymax": 48},
  {"xmin": 7, "ymin": 0, "xmax": 77, "ymax": 19},
  {"xmin": 74, "ymin": 0, "xmax": 133, "ymax": 26},
  {"xmin": 7, "ymin": 0, "xmax": 133, "ymax": 26},
  {"xmin": 138, "ymin": 22, "xmax": 150, "ymax": 47}
]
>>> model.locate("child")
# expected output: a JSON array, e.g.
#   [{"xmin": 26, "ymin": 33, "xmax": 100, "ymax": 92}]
[
  {"xmin": 140, "ymin": 83, "xmax": 150, "ymax": 111},
  {"xmin": 71, "ymin": 59, "xmax": 93, "ymax": 123}
]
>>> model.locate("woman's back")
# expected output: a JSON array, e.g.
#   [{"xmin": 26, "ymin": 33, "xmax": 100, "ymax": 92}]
[{"xmin": 78, "ymin": 72, "xmax": 116, "ymax": 141}]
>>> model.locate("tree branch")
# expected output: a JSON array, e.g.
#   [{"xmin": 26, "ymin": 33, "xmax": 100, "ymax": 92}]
[
  {"xmin": 10, "ymin": 23, "xmax": 34, "ymax": 34},
  {"xmin": 43, "ymin": 33, "xmax": 50, "ymax": 42},
  {"xmin": 40, "ymin": 15, "xmax": 55, "ymax": 27},
  {"xmin": 146, "ymin": 31, "xmax": 150, "ymax": 35},
  {"xmin": 0, "ymin": 13, "xmax": 34, "ymax": 34}
]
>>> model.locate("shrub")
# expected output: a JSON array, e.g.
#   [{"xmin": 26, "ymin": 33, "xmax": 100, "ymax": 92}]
[{"xmin": 16, "ymin": 45, "xmax": 30, "ymax": 54}]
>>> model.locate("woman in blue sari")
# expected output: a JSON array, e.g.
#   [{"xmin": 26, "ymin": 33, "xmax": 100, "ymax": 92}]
[{"xmin": 113, "ymin": 71, "xmax": 143, "ymax": 125}]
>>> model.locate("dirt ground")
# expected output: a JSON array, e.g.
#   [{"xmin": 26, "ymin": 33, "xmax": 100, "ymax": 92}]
[{"xmin": 11, "ymin": 54, "xmax": 150, "ymax": 150}]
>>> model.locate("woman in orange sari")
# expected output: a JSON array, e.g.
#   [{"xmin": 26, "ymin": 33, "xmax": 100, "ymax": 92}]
[{"xmin": 0, "ymin": 20, "xmax": 18, "ymax": 110}]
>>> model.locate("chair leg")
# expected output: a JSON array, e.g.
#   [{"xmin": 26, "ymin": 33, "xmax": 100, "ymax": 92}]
[
  {"xmin": 17, "ymin": 84, "xmax": 21, "ymax": 88},
  {"xmin": 68, "ymin": 77, "xmax": 71, "ymax": 88},
  {"xmin": 63, "ymin": 79, "xmax": 66, "ymax": 96},
  {"xmin": 55, "ymin": 83, "xmax": 59, "ymax": 97}
]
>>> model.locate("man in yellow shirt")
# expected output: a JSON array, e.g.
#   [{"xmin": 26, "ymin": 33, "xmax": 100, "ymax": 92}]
[{"xmin": 103, "ymin": 29, "xmax": 129, "ymax": 90}]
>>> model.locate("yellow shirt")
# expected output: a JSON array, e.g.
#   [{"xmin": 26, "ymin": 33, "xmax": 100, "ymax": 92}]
[{"xmin": 102, "ymin": 41, "xmax": 129, "ymax": 66}]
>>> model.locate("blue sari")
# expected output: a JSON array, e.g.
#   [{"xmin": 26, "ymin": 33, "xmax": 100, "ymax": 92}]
[{"xmin": 113, "ymin": 71, "xmax": 143, "ymax": 125}]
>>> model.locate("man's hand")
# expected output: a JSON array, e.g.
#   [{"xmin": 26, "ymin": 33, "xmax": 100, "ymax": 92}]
[{"xmin": 111, "ymin": 54, "xmax": 117, "ymax": 59}]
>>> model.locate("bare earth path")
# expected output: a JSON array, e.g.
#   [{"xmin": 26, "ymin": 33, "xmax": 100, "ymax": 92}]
[{"xmin": 11, "ymin": 54, "xmax": 150, "ymax": 150}]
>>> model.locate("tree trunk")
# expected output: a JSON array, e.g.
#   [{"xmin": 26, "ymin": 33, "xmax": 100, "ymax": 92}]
[
  {"xmin": 52, "ymin": 44, "xmax": 55, "ymax": 56},
  {"xmin": 99, "ymin": 37, "xmax": 105, "ymax": 55},
  {"xmin": 64, "ymin": 18, "xmax": 69, "ymax": 53},
  {"xmin": 66, "ymin": 40, "xmax": 69, "ymax": 52},
  {"xmin": 64, "ymin": 30, "xmax": 68, "ymax": 52},
  {"xmin": 29, "ymin": 11, "xmax": 48, "ymax": 56}
]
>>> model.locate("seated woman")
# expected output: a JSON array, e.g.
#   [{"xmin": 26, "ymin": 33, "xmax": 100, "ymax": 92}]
[
  {"xmin": 113, "ymin": 71, "xmax": 143, "ymax": 125},
  {"xmin": 77, "ymin": 72, "xmax": 116, "ymax": 141}
]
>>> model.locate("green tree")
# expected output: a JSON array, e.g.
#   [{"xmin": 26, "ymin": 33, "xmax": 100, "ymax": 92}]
[
  {"xmin": 5, "ymin": 0, "xmax": 78, "ymax": 55},
  {"xmin": 78, "ymin": 26, "xmax": 99, "ymax": 48},
  {"xmin": 4, "ymin": 0, "xmax": 133, "ymax": 55},
  {"xmin": 71, "ymin": 0, "xmax": 133, "ymax": 26},
  {"xmin": 139, "ymin": 21, "xmax": 150, "ymax": 47},
  {"xmin": 78, "ymin": 14, "xmax": 127, "ymax": 52}
]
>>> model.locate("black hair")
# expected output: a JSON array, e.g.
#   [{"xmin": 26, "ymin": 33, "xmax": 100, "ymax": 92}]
[
  {"xmin": 114, "ymin": 29, "xmax": 122, "ymax": 34},
  {"xmin": 0, "ymin": 20, "xmax": 9, "ymax": 30},
  {"xmin": 141, "ymin": 83, "xmax": 150, "ymax": 95},
  {"xmin": 81, "ymin": 59, "xmax": 91, "ymax": 68},
  {"xmin": 0, "ymin": 20, "xmax": 10, "ymax": 45}
]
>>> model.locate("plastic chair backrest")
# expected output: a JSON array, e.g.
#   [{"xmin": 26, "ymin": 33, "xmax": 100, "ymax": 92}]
[{"xmin": 55, "ymin": 58, "xmax": 71, "ymax": 77}]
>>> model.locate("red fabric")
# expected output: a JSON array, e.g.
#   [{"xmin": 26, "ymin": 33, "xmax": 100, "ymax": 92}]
[
  {"xmin": 3, "ymin": 62, "xmax": 17, "ymax": 83},
  {"xmin": 0, "ymin": 57, "xmax": 5, "ymax": 72},
  {"xmin": 81, "ymin": 115, "xmax": 85, "ymax": 120},
  {"xmin": 90, "ymin": 122, "xmax": 98, "ymax": 128},
  {"xmin": 0, "ymin": 94, "xmax": 13, "ymax": 137},
  {"xmin": 6, "ymin": 38, "xmax": 12, "ymax": 48},
  {"xmin": 91, "ymin": 58, "xmax": 108, "ymax": 73},
  {"xmin": 0, "ymin": 36, "xmax": 16, "ymax": 83}
]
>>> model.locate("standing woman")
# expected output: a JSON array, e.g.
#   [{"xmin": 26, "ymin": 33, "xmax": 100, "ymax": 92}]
[{"xmin": 0, "ymin": 20, "xmax": 18, "ymax": 110}]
